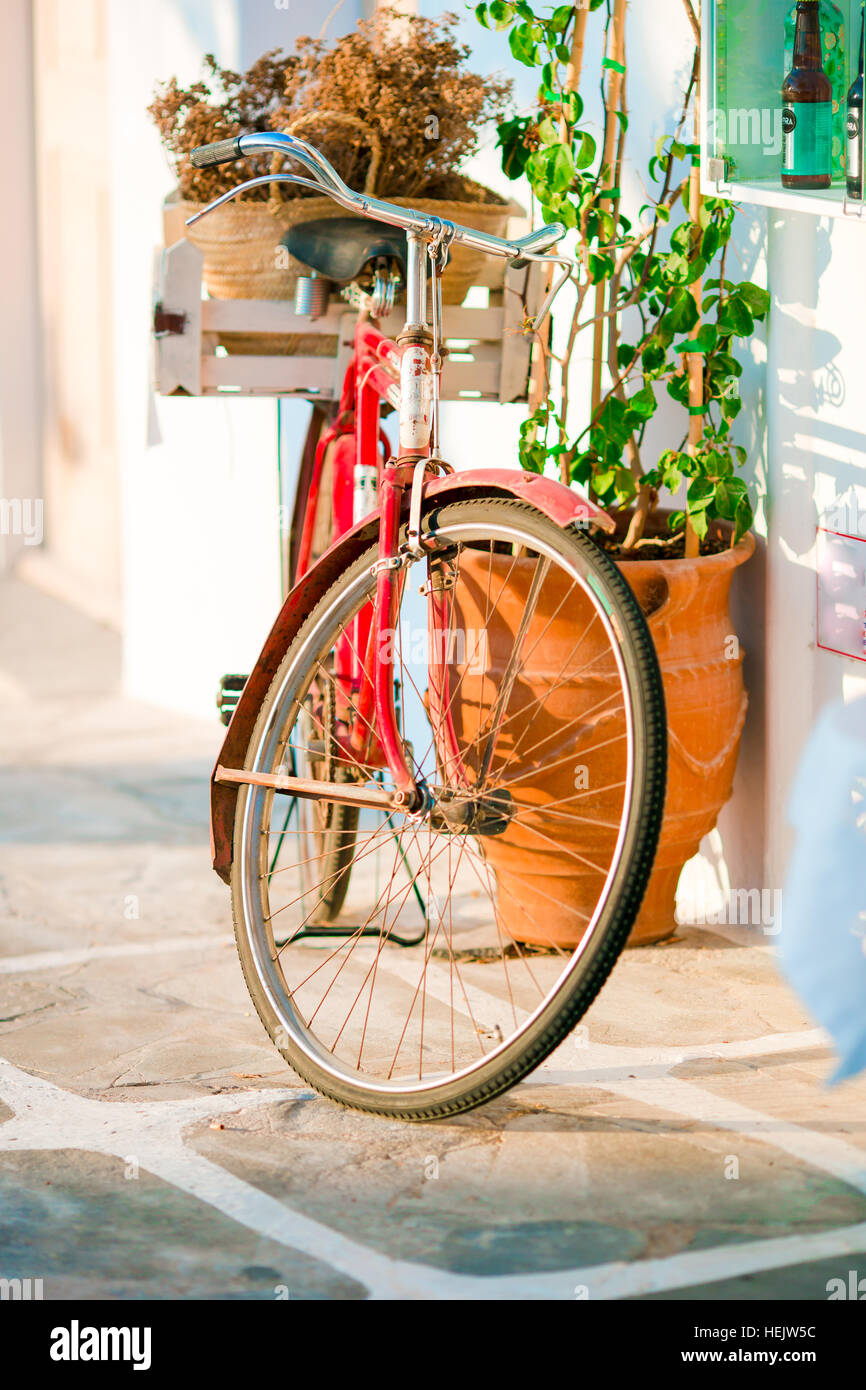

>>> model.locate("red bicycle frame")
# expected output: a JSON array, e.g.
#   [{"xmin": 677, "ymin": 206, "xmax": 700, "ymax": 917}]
[{"xmin": 295, "ymin": 313, "xmax": 450, "ymax": 806}]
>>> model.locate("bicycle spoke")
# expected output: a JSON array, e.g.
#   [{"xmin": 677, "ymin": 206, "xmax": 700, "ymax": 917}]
[{"xmin": 231, "ymin": 501, "xmax": 663, "ymax": 1114}]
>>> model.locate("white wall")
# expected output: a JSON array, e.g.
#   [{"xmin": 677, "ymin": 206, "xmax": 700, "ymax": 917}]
[
  {"xmin": 107, "ymin": 0, "xmax": 364, "ymax": 718},
  {"xmin": 0, "ymin": 0, "xmax": 42, "ymax": 573},
  {"xmin": 764, "ymin": 210, "xmax": 866, "ymax": 890}
]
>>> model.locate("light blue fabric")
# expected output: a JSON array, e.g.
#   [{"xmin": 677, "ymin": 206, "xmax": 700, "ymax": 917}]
[{"xmin": 778, "ymin": 696, "xmax": 866, "ymax": 1082}]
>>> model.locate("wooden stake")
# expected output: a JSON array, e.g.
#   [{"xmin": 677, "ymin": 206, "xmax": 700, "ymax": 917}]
[
  {"xmin": 591, "ymin": 0, "xmax": 627, "ymax": 420},
  {"xmin": 528, "ymin": 2, "xmax": 592, "ymax": 464},
  {"xmin": 685, "ymin": 43, "xmax": 703, "ymax": 560}
]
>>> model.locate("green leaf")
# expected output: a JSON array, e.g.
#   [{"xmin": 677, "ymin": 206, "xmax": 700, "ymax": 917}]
[
  {"xmin": 735, "ymin": 282, "xmax": 770, "ymax": 318},
  {"xmin": 575, "ymin": 130, "xmax": 597, "ymax": 169},
  {"xmin": 717, "ymin": 297, "xmax": 753, "ymax": 337},
  {"xmin": 615, "ymin": 468, "xmax": 638, "ymax": 503},
  {"xmin": 659, "ymin": 449, "xmax": 685, "ymax": 492},
  {"xmin": 570, "ymin": 452, "xmax": 594, "ymax": 486},
  {"xmin": 598, "ymin": 395, "xmax": 631, "ymax": 445},
  {"xmin": 701, "ymin": 222, "xmax": 721, "ymax": 261},
  {"xmin": 488, "ymin": 0, "xmax": 515, "ymax": 28},
  {"xmin": 687, "ymin": 476, "xmax": 715, "ymax": 512},
  {"xmin": 733, "ymin": 494, "xmax": 754, "ymax": 543},
  {"xmin": 685, "ymin": 255, "xmax": 707, "ymax": 285},
  {"xmin": 711, "ymin": 352, "xmax": 743, "ymax": 378},
  {"xmin": 509, "ymin": 22, "xmax": 538, "ymax": 65},
  {"xmin": 665, "ymin": 374, "xmax": 690, "ymax": 406},
  {"xmin": 664, "ymin": 292, "xmax": 699, "ymax": 334},
  {"xmin": 588, "ymin": 252, "xmax": 614, "ymax": 283},
  {"xmin": 528, "ymin": 142, "xmax": 575, "ymax": 193},
  {"xmin": 720, "ymin": 390, "xmax": 743, "ymax": 421},
  {"xmin": 628, "ymin": 384, "xmax": 657, "ymax": 419},
  {"xmin": 714, "ymin": 476, "xmax": 748, "ymax": 521},
  {"xmin": 673, "ymin": 324, "xmax": 718, "ymax": 355},
  {"xmin": 594, "ymin": 467, "xmax": 617, "ymax": 495},
  {"xmin": 664, "ymin": 253, "xmax": 690, "ymax": 284},
  {"xmin": 642, "ymin": 340, "xmax": 666, "ymax": 374},
  {"xmin": 550, "ymin": 5, "xmax": 575, "ymax": 33},
  {"xmin": 671, "ymin": 223, "xmax": 692, "ymax": 253}
]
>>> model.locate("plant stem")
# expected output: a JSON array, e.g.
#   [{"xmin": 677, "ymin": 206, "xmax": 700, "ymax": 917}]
[
  {"xmin": 590, "ymin": 0, "xmax": 627, "ymax": 421},
  {"xmin": 565, "ymin": 3, "xmax": 589, "ymax": 91},
  {"xmin": 544, "ymin": 2, "xmax": 591, "ymax": 485},
  {"xmin": 685, "ymin": 38, "xmax": 703, "ymax": 560}
]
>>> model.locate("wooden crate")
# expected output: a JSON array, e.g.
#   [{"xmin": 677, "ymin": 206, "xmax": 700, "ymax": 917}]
[{"xmin": 152, "ymin": 237, "xmax": 545, "ymax": 405}]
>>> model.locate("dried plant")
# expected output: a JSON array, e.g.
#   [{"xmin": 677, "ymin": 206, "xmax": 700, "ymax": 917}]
[
  {"xmin": 277, "ymin": 9, "xmax": 512, "ymax": 200},
  {"xmin": 148, "ymin": 51, "xmax": 296, "ymax": 204},
  {"xmin": 149, "ymin": 9, "xmax": 512, "ymax": 206}
]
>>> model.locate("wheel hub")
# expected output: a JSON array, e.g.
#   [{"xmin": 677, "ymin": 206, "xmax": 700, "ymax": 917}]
[{"xmin": 426, "ymin": 786, "xmax": 515, "ymax": 838}]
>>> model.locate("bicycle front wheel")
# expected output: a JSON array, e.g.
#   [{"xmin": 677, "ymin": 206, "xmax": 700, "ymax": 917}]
[{"xmin": 231, "ymin": 497, "xmax": 666, "ymax": 1120}]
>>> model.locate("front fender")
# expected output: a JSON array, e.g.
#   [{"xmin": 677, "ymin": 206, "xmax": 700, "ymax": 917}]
[{"xmin": 210, "ymin": 471, "xmax": 612, "ymax": 882}]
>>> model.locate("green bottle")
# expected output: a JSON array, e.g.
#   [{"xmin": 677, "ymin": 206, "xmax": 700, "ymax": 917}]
[
  {"xmin": 847, "ymin": 4, "xmax": 865, "ymax": 197},
  {"xmin": 783, "ymin": 2, "xmax": 833, "ymax": 189},
  {"xmin": 785, "ymin": 0, "xmax": 846, "ymax": 182}
]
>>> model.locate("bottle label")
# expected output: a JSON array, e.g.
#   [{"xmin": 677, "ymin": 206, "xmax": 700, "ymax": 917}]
[
  {"xmin": 782, "ymin": 101, "xmax": 832, "ymax": 176},
  {"xmin": 848, "ymin": 106, "xmax": 862, "ymax": 182}
]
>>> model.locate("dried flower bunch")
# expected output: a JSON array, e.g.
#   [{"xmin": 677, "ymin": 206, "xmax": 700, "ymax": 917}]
[
  {"xmin": 148, "ymin": 50, "xmax": 294, "ymax": 204},
  {"xmin": 276, "ymin": 10, "xmax": 512, "ymax": 200},
  {"xmin": 148, "ymin": 8, "xmax": 511, "ymax": 206}
]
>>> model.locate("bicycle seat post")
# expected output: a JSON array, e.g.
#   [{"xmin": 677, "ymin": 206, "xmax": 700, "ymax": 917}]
[
  {"xmin": 394, "ymin": 229, "xmax": 434, "ymax": 459},
  {"xmin": 403, "ymin": 229, "xmax": 428, "ymax": 339}
]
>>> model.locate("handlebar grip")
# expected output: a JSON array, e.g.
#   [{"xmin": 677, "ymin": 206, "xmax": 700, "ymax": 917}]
[{"xmin": 190, "ymin": 137, "xmax": 245, "ymax": 169}]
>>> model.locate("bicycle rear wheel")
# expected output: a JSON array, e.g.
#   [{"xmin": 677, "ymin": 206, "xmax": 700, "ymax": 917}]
[{"xmin": 231, "ymin": 497, "xmax": 666, "ymax": 1119}]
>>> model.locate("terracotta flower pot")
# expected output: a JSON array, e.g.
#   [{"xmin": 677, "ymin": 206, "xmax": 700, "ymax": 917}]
[
  {"xmin": 450, "ymin": 515, "xmax": 755, "ymax": 949},
  {"xmin": 614, "ymin": 519, "xmax": 755, "ymax": 945}
]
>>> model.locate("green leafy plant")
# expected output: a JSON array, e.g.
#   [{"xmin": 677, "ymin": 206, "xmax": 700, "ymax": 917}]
[{"xmin": 476, "ymin": 0, "xmax": 769, "ymax": 553}]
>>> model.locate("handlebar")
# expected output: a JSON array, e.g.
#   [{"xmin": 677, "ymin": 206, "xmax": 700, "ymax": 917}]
[
  {"xmin": 190, "ymin": 136, "xmax": 245, "ymax": 169},
  {"xmin": 189, "ymin": 131, "xmax": 565, "ymax": 260}
]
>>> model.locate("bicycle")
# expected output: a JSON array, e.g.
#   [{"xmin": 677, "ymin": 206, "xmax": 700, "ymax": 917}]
[{"xmin": 190, "ymin": 130, "xmax": 667, "ymax": 1121}]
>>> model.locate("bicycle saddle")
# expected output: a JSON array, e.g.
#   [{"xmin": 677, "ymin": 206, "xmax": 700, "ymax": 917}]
[{"xmin": 281, "ymin": 217, "xmax": 407, "ymax": 283}]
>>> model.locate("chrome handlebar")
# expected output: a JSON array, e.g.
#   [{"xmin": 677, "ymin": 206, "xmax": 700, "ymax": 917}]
[{"xmin": 186, "ymin": 131, "xmax": 571, "ymax": 328}]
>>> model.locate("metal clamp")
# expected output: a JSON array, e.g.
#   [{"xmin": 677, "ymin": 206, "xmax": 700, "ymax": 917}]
[{"xmin": 370, "ymin": 554, "xmax": 407, "ymax": 577}]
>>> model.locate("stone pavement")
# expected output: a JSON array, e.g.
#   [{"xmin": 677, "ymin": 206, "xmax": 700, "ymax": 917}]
[{"xmin": 1, "ymin": 576, "xmax": 866, "ymax": 1301}]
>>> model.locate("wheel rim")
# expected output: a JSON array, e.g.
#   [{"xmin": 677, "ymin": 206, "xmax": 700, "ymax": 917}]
[{"xmin": 236, "ymin": 515, "xmax": 640, "ymax": 1102}]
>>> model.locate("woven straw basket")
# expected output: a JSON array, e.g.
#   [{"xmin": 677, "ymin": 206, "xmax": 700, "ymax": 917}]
[{"xmin": 176, "ymin": 114, "xmax": 523, "ymax": 355}]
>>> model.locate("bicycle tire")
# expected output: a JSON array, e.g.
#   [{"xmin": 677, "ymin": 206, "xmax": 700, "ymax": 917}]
[{"xmin": 231, "ymin": 497, "xmax": 666, "ymax": 1120}]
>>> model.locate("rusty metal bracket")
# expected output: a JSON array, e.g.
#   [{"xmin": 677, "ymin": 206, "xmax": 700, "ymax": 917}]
[
  {"xmin": 153, "ymin": 303, "xmax": 188, "ymax": 337},
  {"xmin": 215, "ymin": 763, "xmax": 414, "ymax": 811}
]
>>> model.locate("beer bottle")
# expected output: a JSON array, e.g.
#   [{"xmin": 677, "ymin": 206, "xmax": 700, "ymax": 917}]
[
  {"xmin": 782, "ymin": 1, "xmax": 832, "ymax": 189},
  {"xmin": 847, "ymin": 4, "xmax": 865, "ymax": 197}
]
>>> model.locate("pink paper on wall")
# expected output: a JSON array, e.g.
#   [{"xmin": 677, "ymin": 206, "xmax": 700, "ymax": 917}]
[{"xmin": 817, "ymin": 527, "xmax": 866, "ymax": 664}]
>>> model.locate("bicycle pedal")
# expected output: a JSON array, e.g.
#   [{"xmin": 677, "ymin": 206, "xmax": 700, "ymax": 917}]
[{"xmin": 216, "ymin": 673, "xmax": 248, "ymax": 727}]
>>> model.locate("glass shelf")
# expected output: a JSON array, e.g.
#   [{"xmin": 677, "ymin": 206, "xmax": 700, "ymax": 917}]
[{"xmin": 703, "ymin": 0, "xmax": 866, "ymax": 220}]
